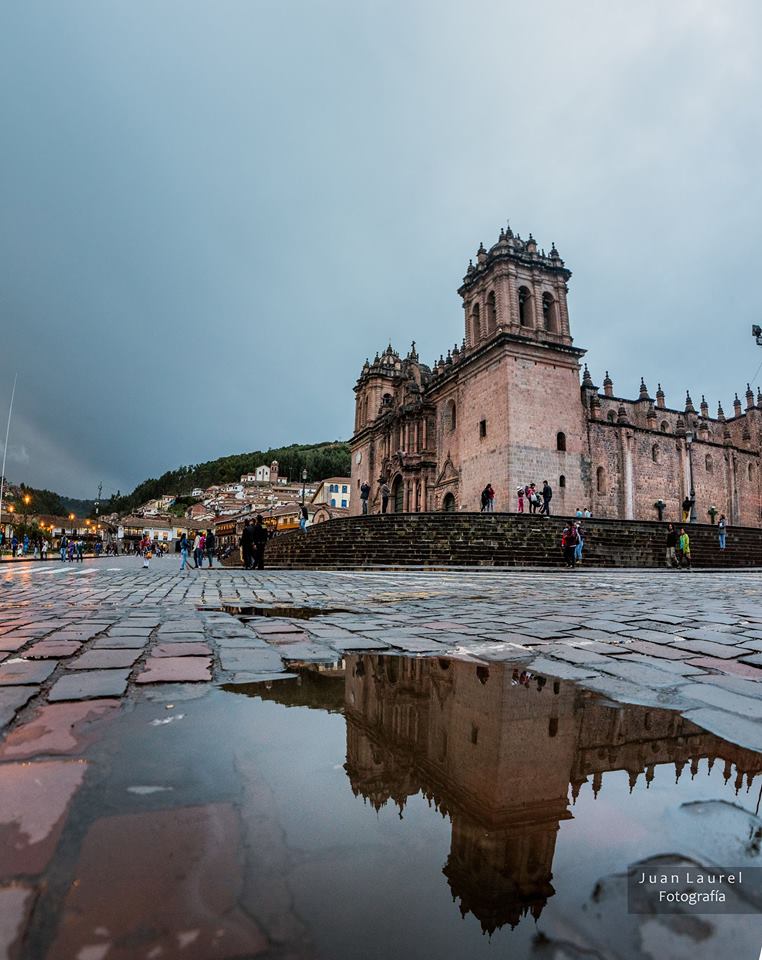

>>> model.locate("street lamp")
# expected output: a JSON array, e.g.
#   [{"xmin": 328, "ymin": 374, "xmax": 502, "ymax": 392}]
[
  {"xmin": 301, "ymin": 468, "xmax": 308, "ymax": 506},
  {"xmin": 68, "ymin": 513, "xmax": 76, "ymax": 537},
  {"xmin": 685, "ymin": 431, "xmax": 697, "ymax": 523}
]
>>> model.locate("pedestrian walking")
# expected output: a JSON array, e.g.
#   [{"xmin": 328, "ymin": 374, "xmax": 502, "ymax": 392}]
[
  {"xmin": 480, "ymin": 486, "xmax": 490, "ymax": 512},
  {"xmin": 517, "ymin": 487, "xmax": 525, "ymax": 513},
  {"xmin": 360, "ymin": 481, "xmax": 371, "ymax": 515},
  {"xmin": 665, "ymin": 523, "xmax": 678, "ymax": 568},
  {"xmin": 41, "ymin": 539, "xmax": 48, "ymax": 561},
  {"xmin": 380, "ymin": 480, "xmax": 390, "ymax": 514},
  {"xmin": 540, "ymin": 482, "xmax": 550, "ymax": 515},
  {"xmin": 718, "ymin": 514, "xmax": 727, "ymax": 550},
  {"xmin": 205, "ymin": 529, "xmax": 216, "ymax": 566},
  {"xmin": 192, "ymin": 532, "xmax": 203, "ymax": 568},
  {"xmin": 527, "ymin": 484, "xmax": 539, "ymax": 514},
  {"xmin": 678, "ymin": 527, "xmax": 692, "ymax": 569},
  {"xmin": 240, "ymin": 519, "xmax": 255, "ymax": 569},
  {"xmin": 561, "ymin": 522, "xmax": 579, "ymax": 568},
  {"xmin": 682, "ymin": 496, "xmax": 692, "ymax": 522},
  {"xmin": 252, "ymin": 515, "xmax": 268, "ymax": 570},
  {"xmin": 486, "ymin": 483, "xmax": 495, "ymax": 512},
  {"xmin": 179, "ymin": 532, "xmax": 190, "ymax": 572},
  {"xmin": 299, "ymin": 505, "xmax": 309, "ymax": 533}
]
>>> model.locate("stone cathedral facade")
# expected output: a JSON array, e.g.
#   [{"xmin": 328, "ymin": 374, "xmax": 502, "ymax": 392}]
[{"xmin": 350, "ymin": 224, "xmax": 762, "ymax": 526}]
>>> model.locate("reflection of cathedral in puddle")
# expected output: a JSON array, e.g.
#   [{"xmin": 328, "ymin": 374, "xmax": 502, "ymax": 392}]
[{"xmin": 342, "ymin": 655, "xmax": 762, "ymax": 934}]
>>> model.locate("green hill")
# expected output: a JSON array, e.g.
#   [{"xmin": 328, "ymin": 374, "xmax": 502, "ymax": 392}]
[{"xmin": 103, "ymin": 441, "xmax": 351, "ymax": 515}]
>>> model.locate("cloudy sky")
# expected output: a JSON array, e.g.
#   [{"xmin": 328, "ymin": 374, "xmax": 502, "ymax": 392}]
[{"xmin": 1, "ymin": 0, "xmax": 760, "ymax": 498}]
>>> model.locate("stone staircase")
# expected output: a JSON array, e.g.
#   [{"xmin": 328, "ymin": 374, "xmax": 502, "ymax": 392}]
[{"xmin": 240, "ymin": 513, "xmax": 762, "ymax": 570}]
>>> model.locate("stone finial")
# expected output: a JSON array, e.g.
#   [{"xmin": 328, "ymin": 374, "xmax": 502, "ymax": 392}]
[
  {"xmin": 590, "ymin": 393, "xmax": 601, "ymax": 419},
  {"xmin": 526, "ymin": 233, "xmax": 538, "ymax": 254},
  {"xmin": 617, "ymin": 403, "xmax": 628, "ymax": 424},
  {"xmin": 408, "ymin": 340, "xmax": 418, "ymax": 361},
  {"xmin": 717, "ymin": 401, "xmax": 725, "ymax": 422},
  {"xmin": 639, "ymin": 377, "xmax": 649, "ymax": 400},
  {"xmin": 445, "ymin": 349, "xmax": 452, "ymax": 366},
  {"xmin": 549, "ymin": 241, "xmax": 560, "ymax": 259},
  {"xmin": 757, "ymin": 387, "xmax": 762, "ymax": 409},
  {"xmin": 700, "ymin": 395, "xmax": 709, "ymax": 418},
  {"xmin": 655, "ymin": 383, "xmax": 665, "ymax": 409},
  {"xmin": 603, "ymin": 371, "xmax": 613, "ymax": 398},
  {"xmin": 646, "ymin": 402, "xmax": 657, "ymax": 421},
  {"xmin": 505, "ymin": 221, "xmax": 514, "ymax": 239},
  {"xmin": 734, "ymin": 392, "xmax": 742, "ymax": 417},
  {"xmin": 452, "ymin": 342, "xmax": 459, "ymax": 358},
  {"xmin": 477, "ymin": 242, "xmax": 487, "ymax": 264},
  {"xmin": 746, "ymin": 382, "xmax": 755, "ymax": 410},
  {"xmin": 582, "ymin": 363, "xmax": 594, "ymax": 388},
  {"xmin": 685, "ymin": 391, "xmax": 695, "ymax": 414},
  {"xmin": 466, "ymin": 258, "xmax": 475, "ymax": 275},
  {"xmin": 675, "ymin": 416, "xmax": 686, "ymax": 436}
]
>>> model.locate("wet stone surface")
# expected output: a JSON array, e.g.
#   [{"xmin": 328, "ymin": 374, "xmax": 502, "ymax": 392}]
[{"xmin": 1, "ymin": 557, "xmax": 762, "ymax": 957}]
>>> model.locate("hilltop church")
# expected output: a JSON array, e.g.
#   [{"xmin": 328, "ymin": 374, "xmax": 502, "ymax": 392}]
[{"xmin": 350, "ymin": 224, "xmax": 762, "ymax": 526}]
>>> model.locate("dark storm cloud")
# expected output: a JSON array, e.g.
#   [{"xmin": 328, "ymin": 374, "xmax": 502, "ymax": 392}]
[{"xmin": 1, "ymin": 0, "xmax": 761, "ymax": 497}]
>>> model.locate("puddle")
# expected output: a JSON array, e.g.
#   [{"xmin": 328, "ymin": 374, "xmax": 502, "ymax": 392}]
[
  {"xmin": 220, "ymin": 603, "xmax": 350, "ymax": 619},
  {"xmin": 17, "ymin": 655, "xmax": 762, "ymax": 959}
]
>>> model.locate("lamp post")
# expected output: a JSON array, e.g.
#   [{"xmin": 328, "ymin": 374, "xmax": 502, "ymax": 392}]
[
  {"xmin": 68, "ymin": 513, "xmax": 76, "ymax": 537},
  {"xmin": 22, "ymin": 494, "xmax": 31, "ymax": 533},
  {"xmin": 301, "ymin": 468, "xmax": 308, "ymax": 506},
  {"xmin": 685, "ymin": 431, "xmax": 697, "ymax": 523}
]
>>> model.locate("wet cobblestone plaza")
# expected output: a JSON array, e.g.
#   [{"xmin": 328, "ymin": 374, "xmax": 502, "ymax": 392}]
[{"xmin": 2, "ymin": 557, "xmax": 762, "ymax": 958}]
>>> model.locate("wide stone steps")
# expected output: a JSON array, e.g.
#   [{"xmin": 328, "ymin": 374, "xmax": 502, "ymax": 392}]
[{"xmin": 223, "ymin": 513, "xmax": 762, "ymax": 570}]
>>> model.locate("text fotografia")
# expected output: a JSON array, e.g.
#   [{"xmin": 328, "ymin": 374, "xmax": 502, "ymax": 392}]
[{"xmin": 627, "ymin": 863, "xmax": 762, "ymax": 915}]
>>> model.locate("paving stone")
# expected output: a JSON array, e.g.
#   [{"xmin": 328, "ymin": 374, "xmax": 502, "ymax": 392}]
[
  {"xmin": 152, "ymin": 642, "xmax": 211, "ymax": 657},
  {"xmin": 67, "ymin": 649, "xmax": 141, "ymax": 670},
  {"xmin": 24, "ymin": 640, "xmax": 82, "ymax": 659},
  {"xmin": 626, "ymin": 639, "xmax": 693, "ymax": 660},
  {"xmin": 0, "ymin": 637, "xmax": 31, "ymax": 653},
  {"xmin": 677, "ymin": 682, "xmax": 762, "ymax": 719},
  {"xmin": 682, "ymin": 707, "xmax": 762, "ymax": 753},
  {"xmin": 687, "ymin": 656, "xmax": 762, "ymax": 679},
  {"xmin": 526, "ymin": 657, "xmax": 597, "ymax": 681},
  {"xmin": 0, "ymin": 884, "xmax": 36, "ymax": 960},
  {"xmin": 580, "ymin": 676, "xmax": 700, "ymax": 711},
  {"xmin": 671, "ymin": 638, "xmax": 753, "ymax": 659},
  {"xmin": 0, "ymin": 700, "xmax": 120, "ymax": 759},
  {"xmin": 738, "ymin": 652, "xmax": 762, "ymax": 668},
  {"xmin": 616, "ymin": 654, "xmax": 706, "ymax": 677},
  {"xmin": 0, "ymin": 659, "xmax": 56, "ymax": 686},
  {"xmin": 135, "ymin": 657, "xmax": 212, "ymax": 684},
  {"xmin": 48, "ymin": 670, "xmax": 130, "ymax": 702},
  {"xmin": 692, "ymin": 673, "xmax": 762, "ymax": 698},
  {"xmin": 620, "ymin": 629, "xmax": 678, "ymax": 645},
  {"xmin": 46, "ymin": 804, "xmax": 268, "ymax": 960},
  {"xmin": 0, "ymin": 687, "xmax": 38, "ymax": 728},
  {"xmin": 676, "ymin": 628, "xmax": 745, "ymax": 645},
  {"xmin": 593, "ymin": 658, "xmax": 688, "ymax": 688},
  {"xmin": 0, "ymin": 760, "xmax": 88, "ymax": 876},
  {"xmin": 92, "ymin": 635, "xmax": 149, "ymax": 649},
  {"xmin": 219, "ymin": 648, "xmax": 285, "ymax": 673},
  {"xmin": 543, "ymin": 646, "xmax": 611, "ymax": 665}
]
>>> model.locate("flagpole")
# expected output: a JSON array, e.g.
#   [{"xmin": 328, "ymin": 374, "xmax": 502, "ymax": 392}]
[{"xmin": 0, "ymin": 374, "xmax": 18, "ymax": 537}]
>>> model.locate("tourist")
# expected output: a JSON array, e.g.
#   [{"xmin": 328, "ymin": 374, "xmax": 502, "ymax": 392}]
[
  {"xmin": 665, "ymin": 523, "xmax": 678, "ymax": 568},
  {"xmin": 41, "ymin": 538, "xmax": 48, "ymax": 561},
  {"xmin": 59, "ymin": 536, "xmax": 66, "ymax": 562},
  {"xmin": 76, "ymin": 539, "xmax": 84, "ymax": 562},
  {"xmin": 240, "ymin": 519, "xmax": 254, "ymax": 569},
  {"xmin": 11, "ymin": 535, "xmax": 18, "ymax": 558},
  {"xmin": 380, "ymin": 480, "xmax": 390, "ymax": 514},
  {"xmin": 584, "ymin": 507, "xmax": 592, "ymax": 518},
  {"xmin": 252, "ymin": 515, "xmax": 268, "ymax": 569},
  {"xmin": 205, "ymin": 528, "xmax": 216, "ymax": 566},
  {"xmin": 487, "ymin": 483, "xmax": 495, "ymax": 512},
  {"xmin": 718, "ymin": 514, "xmax": 727, "ymax": 550},
  {"xmin": 527, "ymin": 483, "xmax": 538, "ymax": 514},
  {"xmin": 480, "ymin": 486, "xmax": 489, "ymax": 512},
  {"xmin": 360, "ymin": 481, "xmax": 371, "ymax": 515},
  {"xmin": 192, "ymin": 531, "xmax": 203, "ymax": 568},
  {"xmin": 678, "ymin": 527, "xmax": 692, "ymax": 569},
  {"xmin": 179, "ymin": 532, "xmax": 191, "ymax": 572},
  {"xmin": 299, "ymin": 504, "xmax": 309, "ymax": 532},
  {"xmin": 682, "ymin": 496, "xmax": 692, "ymax": 522},
  {"xmin": 561, "ymin": 522, "xmax": 579, "ymax": 567},
  {"xmin": 541, "ymin": 481, "xmax": 553, "ymax": 517},
  {"xmin": 574, "ymin": 521, "xmax": 585, "ymax": 563},
  {"xmin": 516, "ymin": 486, "xmax": 525, "ymax": 513}
]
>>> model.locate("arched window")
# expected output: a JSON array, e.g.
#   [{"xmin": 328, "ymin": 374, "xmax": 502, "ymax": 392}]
[
  {"xmin": 652, "ymin": 443, "xmax": 659, "ymax": 463},
  {"xmin": 660, "ymin": 421, "xmax": 669, "ymax": 433},
  {"xmin": 542, "ymin": 292, "xmax": 558, "ymax": 333},
  {"xmin": 556, "ymin": 431, "xmax": 566, "ymax": 452},
  {"xmin": 596, "ymin": 466, "xmax": 606, "ymax": 495},
  {"xmin": 443, "ymin": 399, "xmax": 456, "ymax": 433},
  {"xmin": 486, "ymin": 290, "xmax": 497, "ymax": 334},
  {"xmin": 705, "ymin": 454, "xmax": 713, "ymax": 473},
  {"xmin": 607, "ymin": 410, "xmax": 616, "ymax": 422},
  {"xmin": 470, "ymin": 302, "xmax": 481, "ymax": 343},
  {"xmin": 559, "ymin": 474, "xmax": 566, "ymax": 488},
  {"xmin": 518, "ymin": 286, "xmax": 533, "ymax": 327}
]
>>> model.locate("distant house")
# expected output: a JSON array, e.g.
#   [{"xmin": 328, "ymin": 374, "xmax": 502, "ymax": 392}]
[
  {"xmin": 311, "ymin": 504, "xmax": 350, "ymax": 525},
  {"xmin": 311, "ymin": 477, "xmax": 352, "ymax": 511}
]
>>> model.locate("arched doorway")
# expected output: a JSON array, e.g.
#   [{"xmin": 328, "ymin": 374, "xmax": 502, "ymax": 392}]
[
  {"xmin": 442, "ymin": 492, "xmax": 456, "ymax": 512},
  {"xmin": 392, "ymin": 475, "xmax": 404, "ymax": 513}
]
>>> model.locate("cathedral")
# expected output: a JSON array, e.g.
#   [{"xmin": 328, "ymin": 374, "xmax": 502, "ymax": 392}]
[{"xmin": 350, "ymin": 224, "xmax": 761, "ymax": 526}]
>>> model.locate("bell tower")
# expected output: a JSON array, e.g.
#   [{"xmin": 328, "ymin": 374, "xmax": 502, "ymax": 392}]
[{"xmin": 457, "ymin": 226, "xmax": 573, "ymax": 351}]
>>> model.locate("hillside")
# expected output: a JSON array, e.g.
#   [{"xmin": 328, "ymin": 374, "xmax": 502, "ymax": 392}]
[
  {"xmin": 103, "ymin": 441, "xmax": 351, "ymax": 515},
  {"xmin": 2, "ymin": 483, "xmax": 94, "ymax": 518}
]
